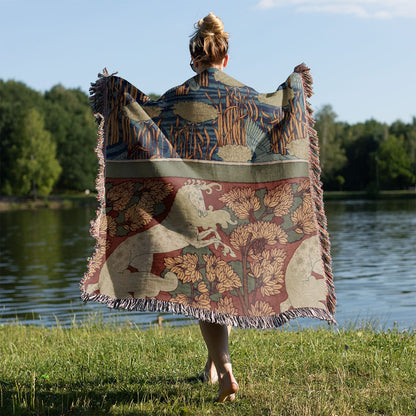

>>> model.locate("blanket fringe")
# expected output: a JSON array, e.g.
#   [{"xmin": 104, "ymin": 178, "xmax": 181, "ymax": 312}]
[
  {"xmin": 80, "ymin": 69, "xmax": 121, "ymax": 292},
  {"xmin": 81, "ymin": 291, "xmax": 337, "ymax": 329},
  {"xmin": 79, "ymin": 73, "xmax": 109, "ymax": 292},
  {"xmin": 295, "ymin": 63, "xmax": 336, "ymax": 314},
  {"xmin": 89, "ymin": 68, "xmax": 117, "ymax": 117}
]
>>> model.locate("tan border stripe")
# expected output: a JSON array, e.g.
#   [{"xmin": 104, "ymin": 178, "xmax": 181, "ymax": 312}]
[{"xmin": 106, "ymin": 159, "xmax": 309, "ymax": 183}]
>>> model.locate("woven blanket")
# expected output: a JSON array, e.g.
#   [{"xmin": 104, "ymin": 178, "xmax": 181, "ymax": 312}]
[{"xmin": 80, "ymin": 64, "xmax": 336, "ymax": 328}]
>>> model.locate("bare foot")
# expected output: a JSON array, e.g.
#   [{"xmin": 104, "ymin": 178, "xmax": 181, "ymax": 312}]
[
  {"xmin": 200, "ymin": 358, "xmax": 218, "ymax": 384},
  {"xmin": 215, "ymin": 372, "xmax": 239, "ymax": 403}
]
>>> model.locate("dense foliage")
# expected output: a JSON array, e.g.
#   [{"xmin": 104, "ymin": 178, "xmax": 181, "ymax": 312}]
[
  {"xmin": 315, "ymin": 105, "xmax": 416, "ymax": 191},
  {"xmin": 0, "ymin": 80, "xmax": 415, "ymax": 197},
  {"xmin": 0, "ymin": 80, "xmax": 97, "ymax": 197}
]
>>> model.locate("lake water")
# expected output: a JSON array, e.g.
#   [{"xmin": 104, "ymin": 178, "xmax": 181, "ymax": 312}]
[{"xmin": 0, "ymin": 198, "xmax": 415, "ymax": 331}]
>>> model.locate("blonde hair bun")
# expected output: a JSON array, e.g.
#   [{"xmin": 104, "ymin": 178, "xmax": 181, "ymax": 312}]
[
  {"xmin": 189, "ymin": 13, "xmax": 229, "ymax": 65},
  {"xmin": 197, "ymin": 12, "xmax": 228, "ymax": 38}
]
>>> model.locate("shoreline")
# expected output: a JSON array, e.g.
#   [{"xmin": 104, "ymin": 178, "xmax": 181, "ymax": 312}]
[
  {"xmin": 0, "ymin": 194, "xmax": 98, "ymax": 211},
  {"xmin": 323, "ymin": 190, "xmax": 416, "ymax": 200},
  {"xmin": 0, "ymin": 190, "xmax": 415, "ymax": 211}
]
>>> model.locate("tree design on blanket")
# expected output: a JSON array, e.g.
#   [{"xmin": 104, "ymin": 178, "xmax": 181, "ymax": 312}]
[{"xmin": 164, "ymin": 178, "xmax": 316, "ymax": 317}]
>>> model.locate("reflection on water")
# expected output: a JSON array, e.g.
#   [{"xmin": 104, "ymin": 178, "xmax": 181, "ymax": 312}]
[
  {"xmin": 0, "ymin": 199, "xmax": 415, "ymax": 330},
  {"xmin": 325, "ymin": 198, "xmax": 416, "ymax": 330}
]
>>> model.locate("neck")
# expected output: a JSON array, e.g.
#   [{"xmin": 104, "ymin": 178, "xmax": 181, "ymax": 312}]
[{"xmin": 197, "ymin": 63, "xmax": 223, "ymax": 74}]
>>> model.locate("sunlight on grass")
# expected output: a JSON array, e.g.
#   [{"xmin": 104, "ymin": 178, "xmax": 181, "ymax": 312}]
[{"xmin": 0, "ymin": 318, "xmax": 415, "ymax": 415}]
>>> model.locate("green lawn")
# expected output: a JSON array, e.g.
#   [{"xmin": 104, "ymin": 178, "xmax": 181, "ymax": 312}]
[{"xmin": 0, "ymin": 321, "xmax": 415, "ymax": 415}]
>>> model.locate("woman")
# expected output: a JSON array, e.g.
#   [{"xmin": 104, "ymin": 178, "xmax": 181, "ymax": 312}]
[
  {"xmin": 188, "ymin": 13, "xmax": 239, "ymax": 403},
  {"xmin": 82, "ymin": 12, "xmax": 336, "ymax": 404}
]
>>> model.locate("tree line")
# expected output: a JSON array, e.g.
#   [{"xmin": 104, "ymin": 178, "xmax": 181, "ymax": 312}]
[
  {"xmin": 0, "ymin": 80, "xmax": 415, "ymax": 197},
  {"xmin": 315, "ymin": 105, "xmax": 415, "ymax": 191},
  {"xmin": 0, "ymin": 80, "xmax": 97, "ymax": 197}
]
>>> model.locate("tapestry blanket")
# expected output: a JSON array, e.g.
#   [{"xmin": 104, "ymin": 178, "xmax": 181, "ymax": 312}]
[{"xmin": 80, "ymin": 64, "xmax": 336, "ymax": 328}]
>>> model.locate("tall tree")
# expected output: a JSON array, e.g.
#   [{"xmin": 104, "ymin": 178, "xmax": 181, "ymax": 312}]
[
  {"xmin": 390, "ymin": 117, "xmax": 416, "ymax": 180},
  {"xmin": 44, "ymin": 85, "xmax": 97, "ymax": 191},
  {"xmin": 10, "ymin": 108, "xmax": 61, "ymax": 197},
  {"xmin": 342, "ymin": 119, "xmax": 388, "ymax": 191},
  {"xmin": 376, "ymin": 135, "xmax": 415, "ymax": 189},
  {"xmin": 0, "ymin": 103, "xmax": 19, "ymax": 194},
  {"xmin": 0, "ymin": 80, "xmax": 45, "ymax": 194},
  {"xmin": 314, "ymin": 105, "xmax": 347, "ymax": 188}
]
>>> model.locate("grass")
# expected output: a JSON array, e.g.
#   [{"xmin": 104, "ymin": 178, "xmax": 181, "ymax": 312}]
[{"xmin": 0, "ymin": 321, "xmax": 415, "ymax": 416}]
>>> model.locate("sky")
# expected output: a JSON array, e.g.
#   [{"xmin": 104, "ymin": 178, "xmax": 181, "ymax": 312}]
[{"xmin": 1, "ymin": 0, "xmax": 415, "ymax": 125}]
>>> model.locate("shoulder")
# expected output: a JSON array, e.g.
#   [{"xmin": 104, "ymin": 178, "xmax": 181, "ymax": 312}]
[{"xmin": 153, "ymin": 69, "xmax": 259, "ymax": 104}]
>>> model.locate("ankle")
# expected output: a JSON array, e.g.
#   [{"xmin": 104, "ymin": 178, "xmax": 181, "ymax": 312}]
[
  {"xmin": 219, "ymin": 369, "xmax": 236, "ymax": 384},
  {"xmin": 217, "ymin": 365, "xmax": 234, "ymax": 379}
]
